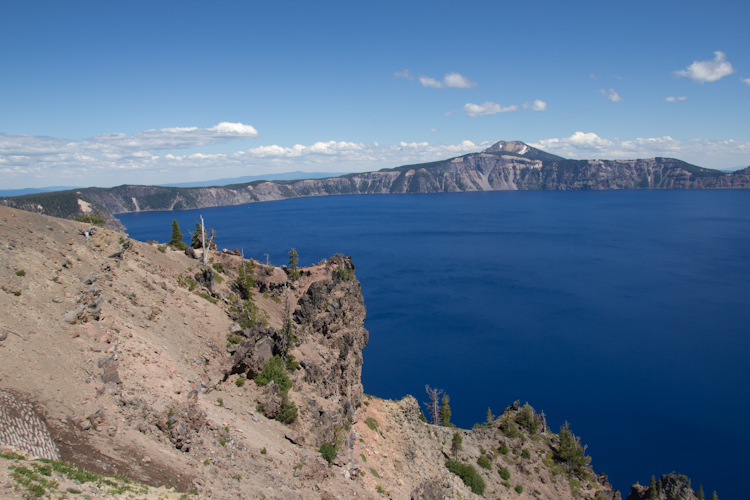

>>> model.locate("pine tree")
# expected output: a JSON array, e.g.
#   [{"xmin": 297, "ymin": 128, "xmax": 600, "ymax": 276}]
[
  {"xmin": 419, "ymin": 412, "xmax": 428, "ymax": 423},
  {"xmin": 169, "ymin": 220, "xmax": 187, "ymax": 250},
  {"xmin": 440, "ymin": 394, "xmax": 453, "ymax": 427},
  {"xmin": 557, "ymin": 421, "xmax": 591, "ymax": 474},
  {"xmin": 191, "ymin": 221, "xmax": 203, "ymax": 248},
  {"xmin": 649, "ymin": 476, "xmax": 657, "ymax": 500},
  {"xmin": 451, "ymin": 431, "xmax": 462, "ymax": 460},
  {"xmin": 696, "ymin": 485, "xmax": 704, "ymax": 500},
  {"xmin": 288, "ymin": 248, "xmax": 301, "ymax": 280},
  {"xmin": 486, "ymin": 407, "xmax": 495, "ymax": 425},
  {"xmin": 710, "ymin": 491, "xmax": 719, "ymax": 500}
]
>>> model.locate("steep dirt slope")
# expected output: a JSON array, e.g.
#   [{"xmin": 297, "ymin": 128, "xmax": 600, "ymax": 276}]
[{"xmin": 0, "ymin": 205, "xmax": 693, "ymax": 500}]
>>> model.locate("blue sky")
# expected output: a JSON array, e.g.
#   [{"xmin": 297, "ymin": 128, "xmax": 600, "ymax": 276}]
[{"xmin": 1, "ymin": 0, "xmax": 749, "ymax": 189}]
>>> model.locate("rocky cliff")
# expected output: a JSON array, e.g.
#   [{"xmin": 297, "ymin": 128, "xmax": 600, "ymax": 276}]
[
  {"xmin": 2, "ymin": 141, "xmax": 748, "ymax": 226},
  {"xmin": 0, "ymin": 206, "xmax": 716, "ymax": 499}
]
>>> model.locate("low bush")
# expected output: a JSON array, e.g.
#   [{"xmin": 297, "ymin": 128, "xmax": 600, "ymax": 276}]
[
  {"xmin": 499, "ymin": 466, "xmax": 511, "ymax": 480},
  {"xmin": 445, "ymin": 460, "xmax": 486, "ymax": 496},
  {"xmin": 254, "ymin": 355, "xmax": 292, "ymax": 394},
  {"xmin": 477, "ymin": 455, "xmax": 492, "ymax": 470},
  {"xmin": 276, "ymin": 398, "xmax": 298, "ymax": 424},
  {"xmin": 74, "ymin": 214, "xmax": 105, "ymax": 227},
  {"xmin": 319, "ymin": 442, "xmax": 337, "ymax": 463},
  {"xmin": 365, "ymin": 417, "xmax": 379, "ymax": 431}
]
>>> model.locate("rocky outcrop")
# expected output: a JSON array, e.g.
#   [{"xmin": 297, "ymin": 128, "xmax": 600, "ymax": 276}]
[
  {"xmin": 293, "ymin": 255, "xmax": 368, "ymax": 409},
  {"xmin": 627, "ymin": 473, "xmax": 699, "ymax": 500}
]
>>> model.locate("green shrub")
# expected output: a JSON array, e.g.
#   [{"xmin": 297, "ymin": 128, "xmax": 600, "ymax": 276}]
[
  {"xmin": 254, "ymin": 355, "xmax": 292, "ymax": 394},
  {"xmin": 499, "ymin": 466, "xmax": 511, "ymax": 480},
  {"xmin": 499, "ymin": 442, "xmax": 509, "ymax": 455},
  {"xmin": 157, "ymin": 245, "xmax": 166, "ymax": 253},
  {"xmin": 335, "ymin": 265, "xmax": 355, "ymax": 281},
  {"xmin": 212, "ymin": 262, "xmax": 224, "ymax": 274},
  {"xmin": 227, "ymin": 332, "xmax": 244, "ymax": 346},
  {"xmin": 177, "ymin": 275, "xmax": 197, "ymax": 291},
  {"xmin": 260, "ymin": 448, "xmax": 267, "ymax": 455},
  {"xmin": 276, "ymin": 398, "xmax": 298, "ymax": 425},
  {"xmin": 74, "ymin": 214, "xmax": 105, "ymax": 227},
  {"xmin": 516, "ymin": 404, "xmax": 539, "ymax": 433},
  {"xmin": 501, "ymin": 416, "xmax": 521, "ymax": 438},
  {"xmin": 360, "ymin": 453, "xmax": 367, "ymax": 462},
  {"xmin": 199, "ymin": 292, "xmax": 218, "ymax": 304},
  {"xmin": 477, "ymin": 455, "xmax": 492, "ymax": 470},
  {"xmin": 521, "ymin": 449, "xmax": 531, "ymax": 459},
  {"xmin": 445, "ymin": 460, "xmax": 486, "ymax": 496},
  {"xmin": 235, "ymin": 377, "xmax": 246, "ymax": 387},
  {"xmin": 369, "ymin": 468, "xmax": 380, "ymax": 478},
  {"xmin": 365, "ymin": 417, "xmax": 379, "ymax": 431},
  {"xmin": 319, "ymin": 442, "xmax": 337, "ymax": 463},
  {"xmin": 15, "ymin": 269, "xmax": 25, "ymax": 276},
  {"xmin": 516, "ymin": 484, "xmax": 524, "ymax": 494},
  {"xmin": 216, "ymin": 398, "xmax": 223, "ymax": 407}
]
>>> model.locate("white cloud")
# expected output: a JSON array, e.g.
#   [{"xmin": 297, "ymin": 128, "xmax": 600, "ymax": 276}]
[
  {"xmin": 599, "ymin": 89, "xmax": 623, "ymax": 102},
  {"xmin": 443, "ymin": 72, "xmax": 476, "ymax": 89},
  {"xmin": 3, "ymin": 125, "xmax": 748, "ymax": 189},
  {"xmin": 418, "ymin": 72, "xmax": 476, "ymax": 89},
  {"xmin": 430, "ymin": 128, "xmax": 440, "ymax": 132},
  {"xmin": 674, "ymin": 51, "xmax": 735, "ymax": 83},
  {"xmin": 665, "ymin": 96, "xmax": 688, "ymax": 102},
  {"xmin": 463, "ymin": 102, "xmax": 518, "ymax": 117},
  {"xmin": 531, "ymin": 132, "xmax": 750, "ymax": 168},
  {"xmin": 394, "ymin": 69, "xmax": 414, "ymax": 80},
  {"xmin": 590, "ymin": 73, "xmax": 601, "ymax": 81},
  {"xmin": 523, "ymin": 99, "xmax": 547, "ymax": 111},
  {"xmin": 0, "ymin": 127, "xmax": 491, "ymax": 188},
  {"xmin": 742, "ymin": 78, "xmax": 750, "ymax": 86}
]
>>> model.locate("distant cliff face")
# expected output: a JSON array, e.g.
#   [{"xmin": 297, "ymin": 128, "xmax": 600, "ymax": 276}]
[{"xmin": 3, "ymin": 141, "xmax": 749, "ymax": 220}]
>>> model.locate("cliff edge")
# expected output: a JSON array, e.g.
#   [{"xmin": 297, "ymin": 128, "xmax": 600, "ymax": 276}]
[{"xmin": 0, "ymin": 206, "xmax": 701, "ymax": 499}]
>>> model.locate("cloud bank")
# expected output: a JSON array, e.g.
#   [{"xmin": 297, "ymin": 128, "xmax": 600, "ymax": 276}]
[
  {"xmin": 463, "ymin": 102, "xmax": 518, "ymax": 117},
  {"xmin": 0, "ymin": 125, "xmax": 489, "ymax": 188},
  {"xmin": 531, "ymin": 132, "xmax": 749, "ymax": 168},
  {"xmin": 674, "ymin": 51, "xmax": 735, "ymax": 83},
  {"xmin": 665, "ymin": 96, "xmax": 688, "ymax": 102},
  {"xmin": 2, "ymin": 124, "xmax": 747, "ymax": 189}
]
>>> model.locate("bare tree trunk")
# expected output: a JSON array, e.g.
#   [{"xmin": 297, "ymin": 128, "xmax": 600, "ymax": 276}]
[
  {"xmin": 425, "ymin": 385, "xmax": 444, "ymax": 426},
  {"xmin": 200, "ymin": 215, "xmax": 207, "ymax": 265}
]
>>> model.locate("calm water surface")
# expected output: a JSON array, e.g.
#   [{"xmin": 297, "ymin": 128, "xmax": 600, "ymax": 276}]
[{"xmin": 118, "ymin": 190, "xmax": 750, "ymax": 498}]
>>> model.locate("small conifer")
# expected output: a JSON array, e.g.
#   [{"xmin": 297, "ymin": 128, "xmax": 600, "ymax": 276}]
[
  {"xmin": 440, "ymin": 394, "xmax": 452, "ymax": 427},
  {"xmin": 451, "ymin": 431, "xmax": 462, "ymax": 460},
  {"xmin": 169, "ymin": 220, "xmax": 187, "ymax": 250}
]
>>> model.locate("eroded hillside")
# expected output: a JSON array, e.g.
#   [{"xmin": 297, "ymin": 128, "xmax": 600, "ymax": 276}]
[{"xmin": 0, "ymin": 206, "xmax": 705, "ymax": 500}]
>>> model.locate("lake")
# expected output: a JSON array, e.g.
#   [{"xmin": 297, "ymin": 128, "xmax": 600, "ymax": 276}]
[{"xmin": 118, "ymin": 190, "xmax": 750, "ymax": 498}]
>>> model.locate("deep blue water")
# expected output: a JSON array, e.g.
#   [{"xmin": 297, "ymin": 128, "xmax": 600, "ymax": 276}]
[{"xmin": 118, "ymin": 190, "xmax": 750, "ymax": 498}]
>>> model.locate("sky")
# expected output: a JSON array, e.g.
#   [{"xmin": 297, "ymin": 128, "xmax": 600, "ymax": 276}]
[{"xmin": 1, "ymin": 0, "xmax": 749, "ymax": 189}]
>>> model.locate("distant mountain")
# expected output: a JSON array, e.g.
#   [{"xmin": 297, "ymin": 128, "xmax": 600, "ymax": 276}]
[
  {"xmin": 159, "ymin": 171, "xmax": 342, "ymax": 188},
  {"xmin": 0, "ymin": 186, "xmax": 80, "ymax": 197},
  {"xmin": 2, "ymin": 141, "xmax": 749, "ymax": 228}
]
